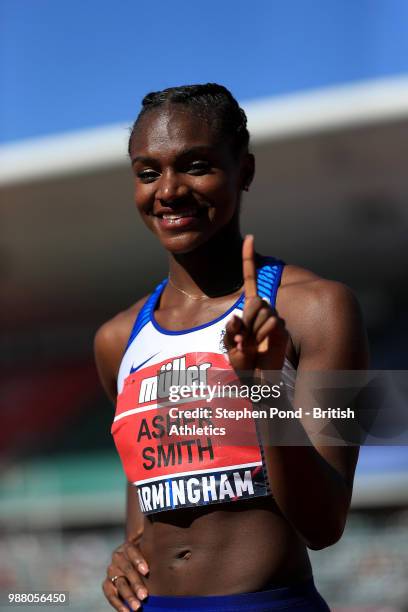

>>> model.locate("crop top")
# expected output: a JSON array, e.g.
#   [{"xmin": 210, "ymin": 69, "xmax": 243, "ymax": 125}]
[{"xmin": 112, "ymin": 256, "xmax": 296, "ymax": 515}]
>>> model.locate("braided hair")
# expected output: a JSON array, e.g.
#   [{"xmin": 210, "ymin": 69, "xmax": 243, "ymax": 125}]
[{"xmin": 128, "ymin": 83, "xmax": 250, "ymax": 160}]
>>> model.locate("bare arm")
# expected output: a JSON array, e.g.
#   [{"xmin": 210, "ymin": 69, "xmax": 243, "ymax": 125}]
[
  {"xmin": 94, "ymin": 304, "xmax": 148, "ymax": 541},
  {"xmin": 94, "ymin": 303, "xmax": 151, "ymax": 610},
  {"xmin": 126, "ymin": 482, "xmax": 144, "ymax": 542},
  {"xmin": 225, "ymin": 237, "xmax": 369, "ymax": 550},
  {"xmin": 263, "ymin": 279, "xmax": 369, "ymax": 549}
]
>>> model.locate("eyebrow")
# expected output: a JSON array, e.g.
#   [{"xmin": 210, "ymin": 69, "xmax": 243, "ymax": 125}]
[{"xmin": 130, "ymin": 145, "xmax": 215, "ymax": 166}]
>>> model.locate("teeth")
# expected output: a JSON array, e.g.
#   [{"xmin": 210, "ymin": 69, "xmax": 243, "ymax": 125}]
[{"xmin": 162, "ymin": 210, "xmax": 197, "ymax": 220}]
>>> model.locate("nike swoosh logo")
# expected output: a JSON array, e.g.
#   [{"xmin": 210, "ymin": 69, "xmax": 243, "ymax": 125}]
[{"xmin": 129, "ymin": 352, "xmax": 160, "ymax": 374}]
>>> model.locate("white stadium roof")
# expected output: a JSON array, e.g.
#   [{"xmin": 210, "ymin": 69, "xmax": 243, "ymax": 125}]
[
  {"xmin": 1, "ymin": 76, "xmax": 407, "ymax": 322},
  {"xmin": 1, "ymin": 76, "xmax": 408, "ymax": 186}
]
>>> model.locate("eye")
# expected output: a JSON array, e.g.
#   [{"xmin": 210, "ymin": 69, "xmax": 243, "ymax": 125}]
[
  {"xmin": 187, "ymin": 161, "xmax": 211, "ymax": 175},
  {"xmin": 137, "ymin": 169, "xmax": 160, "ymax": 183}
]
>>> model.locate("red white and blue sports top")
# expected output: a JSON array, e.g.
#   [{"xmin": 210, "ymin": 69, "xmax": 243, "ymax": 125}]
[{"xmin": 112, "ymin": 256, "xmax": 296, "ymax": 515}]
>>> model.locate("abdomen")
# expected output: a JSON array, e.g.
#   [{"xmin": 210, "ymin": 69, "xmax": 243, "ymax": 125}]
[{"xmin": 139, "ymin": 497, "xmax": 313, "ymax": 596}]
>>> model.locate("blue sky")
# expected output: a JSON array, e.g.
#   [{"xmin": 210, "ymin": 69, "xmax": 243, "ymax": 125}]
[{"xmin": 1, "ymin": 0, "xmax": 408, "ymax": 143}]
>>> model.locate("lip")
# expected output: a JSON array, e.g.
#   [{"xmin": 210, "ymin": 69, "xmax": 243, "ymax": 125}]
[{"xmin": 153, "ymin": 206, "xmax": 207, "ymax": 230}]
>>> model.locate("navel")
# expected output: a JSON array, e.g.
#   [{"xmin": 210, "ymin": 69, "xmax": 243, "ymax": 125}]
[{"xmin": 175, "ymin": 549, "xmax": 192, "ymax": 560}]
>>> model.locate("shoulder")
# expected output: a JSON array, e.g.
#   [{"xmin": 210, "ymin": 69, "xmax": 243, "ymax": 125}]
[
  {"xmin": 276, "ymin": 264, "xmax": 369, "ymax": 368},
  {"xmin": 94, "ymin": 295, "xmax": 150, "ymax": 401},
  {"xmin": 94, "ymin": 295, "xmax": 149, "ymax": 356},
  {"xmin": 277, "ymin": 264, "xmax": 359, "ymax": 321}
]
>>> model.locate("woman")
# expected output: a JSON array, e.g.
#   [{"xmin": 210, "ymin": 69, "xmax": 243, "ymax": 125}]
[{"xmin": 94, "ymin": 83, "xmax": 368, "ymax": 611}]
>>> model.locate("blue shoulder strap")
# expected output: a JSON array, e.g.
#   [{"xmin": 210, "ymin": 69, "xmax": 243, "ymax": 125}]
[
  {"xmin": 257, "ymin": 256, "xmax": 285, "ymax": 305},
  {"xmin": 125, "ymin": 256, "xmax": 284, "ymax": 348},
  {"xmin": 235, "ymin": 256, "xmax": 285, "ymax": 311},
  {"xmin": 124, "ymin": 279, "xmax": 167, "ymax": 352}
]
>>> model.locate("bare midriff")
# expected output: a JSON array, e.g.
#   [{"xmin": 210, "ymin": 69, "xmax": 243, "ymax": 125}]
[{"xmin": 138, "ymin": 496, "xmax": 312, "ymax": 596}]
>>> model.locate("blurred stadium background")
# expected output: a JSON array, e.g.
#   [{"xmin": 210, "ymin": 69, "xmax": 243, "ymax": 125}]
[{"xmin": 1, "ymin": 1, "xmax": 407, "ymax": 610}]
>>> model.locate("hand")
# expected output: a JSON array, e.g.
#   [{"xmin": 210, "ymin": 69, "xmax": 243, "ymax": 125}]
[
  {"xmin": 225, "ymin": 235, "xmax": 288, "ymax": 373},
  {"xmin": 103, "ymin": 540, "xmax": 149, "ymax": 611}
]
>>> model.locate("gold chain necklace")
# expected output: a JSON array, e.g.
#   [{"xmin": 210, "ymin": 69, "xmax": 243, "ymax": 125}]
[{"xmin": 167, "ymin": 276, "xmax": 243, "ymax": 300}]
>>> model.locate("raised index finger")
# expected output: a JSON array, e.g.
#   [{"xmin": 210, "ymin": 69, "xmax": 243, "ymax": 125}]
[{"xmin": 242, "ymin": 234, "xmax": 258, "ymax": 298}]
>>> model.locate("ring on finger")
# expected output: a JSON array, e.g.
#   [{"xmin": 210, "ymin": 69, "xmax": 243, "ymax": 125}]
[{"xmin": 110, "ymin": 575, "xmax": 125, "ymax": 586}]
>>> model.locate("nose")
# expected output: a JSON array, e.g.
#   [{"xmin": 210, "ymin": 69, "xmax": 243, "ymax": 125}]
[{"xmin": 155, "ymin": 169, "xmax": 190, "ymax": 203}]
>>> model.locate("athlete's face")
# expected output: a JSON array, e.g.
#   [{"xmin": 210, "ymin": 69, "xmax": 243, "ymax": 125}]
[{"xmin": 130, "ymin": 105, "xmax": 253, "ymax": 254}]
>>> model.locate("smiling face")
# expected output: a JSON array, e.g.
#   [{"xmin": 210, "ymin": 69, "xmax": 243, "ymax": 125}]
[{"xmin": 129, "ymin": 104, "xmax": 253, "ymax": 254}]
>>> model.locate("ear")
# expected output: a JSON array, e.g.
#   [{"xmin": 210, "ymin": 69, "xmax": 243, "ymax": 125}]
[{"xmin": 241, "ymin": 153, "xmax": 255, "ymax": 191}]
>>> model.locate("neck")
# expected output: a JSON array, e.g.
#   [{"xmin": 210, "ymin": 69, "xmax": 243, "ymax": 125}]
[{"xmin": 168, "ymin": 221, "xmax": 244, "ymax": 298}]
